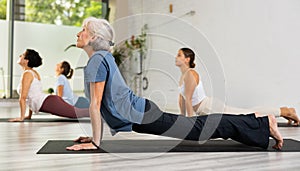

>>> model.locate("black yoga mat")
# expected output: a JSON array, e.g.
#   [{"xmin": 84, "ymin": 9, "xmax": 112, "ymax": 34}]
[
  {"xmin": 277, "ymin": 122, "xmax": 299, "ymax": 127},
  {"xmin": 37, "ymin": 139, "xmax": 300, "ymax": 154},
  {"xmin": 0, "ymin": 118, "xmax": 90, "ymax": 123},
  {"xmin": 1, "ymin": 118, "xmax": 295, "ymax": 127}
]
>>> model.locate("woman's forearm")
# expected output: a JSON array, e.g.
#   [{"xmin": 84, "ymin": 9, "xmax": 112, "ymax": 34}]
[
  {"xmin": 89, "ymin": 81, "xmax": 105, "ymax": 146},
  {"xmin": 19, "ymin": 98, "xmax": 27, "ymax": 120},
  {"xmin": 57, "ymin": 85, "xmax": 64, "ymax": 97},
  {"xmin": 179, "ymin": 105, "xmax": 186, "ymax": 115},
  {"xmin": 90, "ymin": 105, "xmax": 102, "ymax": 146},
  {"xmin": 179, "ymin": 102, "xmax": 186, "ymax": 116},
  {"xmin": 185, "ymin": 100, "xmax": 194, "ymax": 117},
  {"xmin": 179, "ymin": 96, "xmax": 186, "ymax": 115}
]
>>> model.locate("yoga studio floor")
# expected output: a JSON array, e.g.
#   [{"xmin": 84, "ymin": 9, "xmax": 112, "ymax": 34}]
[{"xmin": 1, "ymin": 105, "xmax": 300, "ymax": 170}]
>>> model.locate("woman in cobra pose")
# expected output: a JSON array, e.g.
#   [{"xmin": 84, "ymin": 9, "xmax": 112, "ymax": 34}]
[
  {"xmin": 9, "ymin": 49, "xmax": 89, "ymax": 122},
  {"xmin": 55, "ymin": 61, "xmax": 90, "ymax": 108},
  {"xmin": 66, "ymin": 17, "xmax": 283, "ymax": 151},
  {"xmin": 176, "ymin": 47, "xmax": 299, "ymax": 126}
]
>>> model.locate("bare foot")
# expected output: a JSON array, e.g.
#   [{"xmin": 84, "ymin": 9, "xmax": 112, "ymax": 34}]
[
  {"xmin": 268, "ymin": 114, "xmax": 283, "ymax": 150},
  {"xmin": 280, "ymin": 107, "xmax": 300, "ymax": 126}
]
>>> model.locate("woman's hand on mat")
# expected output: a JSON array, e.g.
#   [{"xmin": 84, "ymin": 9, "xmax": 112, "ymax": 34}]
[
  {"xmin": 74, "ymin": 136, "xmax": 92, "ymax": 143},
  {"xmin": 8, "ymin": 117, "xmax": 24, "ymax": 122},
  {"xmin": 66, "ymin": 143, "xmax": 98, "ymax": 151}
]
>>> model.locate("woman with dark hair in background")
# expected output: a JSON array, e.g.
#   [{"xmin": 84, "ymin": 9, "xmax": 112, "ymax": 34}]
[
  {"xmin": 176, "ymin": 47, "xmax": 300, "ymax": 126},
  {"xmin": 55, "ymin": 61, "xmax": 89, "ymax": 108},
  {"xmin": 9, "ymin": 49, "xmax": 89, "ymax": 122}
]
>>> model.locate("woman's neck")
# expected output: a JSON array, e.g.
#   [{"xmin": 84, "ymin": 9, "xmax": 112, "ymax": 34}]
[
  {"xmin": 23, "ymin": 66, "xmax": 32, "ymax": 71},
  {"xmin": 55, "ymin": 72, "xmax": 61, "ymax": 77},
  {"xmin": 180, "ymin": 65, "xmax": 190, "ymax": 74},
  {"xmin": 83, "ymin": 46, "xmax": 95, "ymax": 58},
  {"xmin": 87, "ymin": 51, "xmax": 95, "ymax": 58}
]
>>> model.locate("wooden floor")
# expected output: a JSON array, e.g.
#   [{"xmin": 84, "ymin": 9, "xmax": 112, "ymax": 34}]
[{"xmin": 1, "ymin": 106, "xmax": 300, "ymax": 170}]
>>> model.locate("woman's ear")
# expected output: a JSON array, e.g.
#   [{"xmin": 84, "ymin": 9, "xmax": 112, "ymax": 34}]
[
  {"xmin": 91, "ymin": 36, "xmax": 97, "ymax": 41},
  {"xmin": 24, "ymin": 58, "xmax": 29, "ymax": 65},
  {"xmin": 185, "ymin": 57, "xmax": 190, "ymax": 64}
]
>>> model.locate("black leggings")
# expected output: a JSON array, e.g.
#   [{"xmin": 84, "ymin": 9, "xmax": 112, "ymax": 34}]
[
  {"xmin": 132, "ymin": 100, "xmax": 270, "ymax": 149},
  {"xmin": 39, "ymin": 95, "xmax": 89, "ymax": 118}
]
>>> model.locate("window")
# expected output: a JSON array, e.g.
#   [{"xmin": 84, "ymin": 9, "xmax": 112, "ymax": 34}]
[
  {"xmin": 0, "ymin": 0, "xmax": 6, "ymax": 20},
  {"xmin": 25, "ymin": 0, "xmax": 102, "ymax": 26}
]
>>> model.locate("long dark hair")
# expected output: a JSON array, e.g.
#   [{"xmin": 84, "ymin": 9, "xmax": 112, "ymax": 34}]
[
  {"xmin": 61, "ymin": 61, "xmax": 73, "ymax": 79},
  {"xmin": 180, "ymin": 47, "xmax": 196, "ymax": 68}
]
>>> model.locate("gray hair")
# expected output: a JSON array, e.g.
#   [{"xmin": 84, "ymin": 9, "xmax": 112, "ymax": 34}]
[{"xmin": 83, "ymin": 17, "xmax": 115, "ymax": 51}]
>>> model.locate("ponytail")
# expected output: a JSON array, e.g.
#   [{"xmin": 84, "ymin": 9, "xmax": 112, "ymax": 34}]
[
  {"xmin": 61, "ymin": 61, "xmax": 73, "ymax": 79},
  {"xmin": 66, "ymin": 68, "xmax": 74, "ymax": 79}
]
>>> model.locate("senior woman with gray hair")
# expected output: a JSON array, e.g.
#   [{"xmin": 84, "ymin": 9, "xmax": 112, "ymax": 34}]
[{"xmin": 66, "ymin": 17, "xmax": 283, "ymax": 151}]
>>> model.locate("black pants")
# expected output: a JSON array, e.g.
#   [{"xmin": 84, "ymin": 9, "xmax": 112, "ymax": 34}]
[{"xmin": 132, "ymin": 100, "xmax": 270, "ymax": 149}]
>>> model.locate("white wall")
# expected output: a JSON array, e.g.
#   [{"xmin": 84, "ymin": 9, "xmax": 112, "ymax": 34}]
[
  {"xmin": 0, "ymin": 20, "xmax": 87, "ymax": 96},
  {"xmin": 0, "ymin": 20, "xmax": 9, "ymax": 96},
  {"xmin": 114, "ymin": 0, "xmax": 300, "ymax": 111},
  {"xmin": 2, "ymin": 0, "xmax": 300, "ymax": 113}
]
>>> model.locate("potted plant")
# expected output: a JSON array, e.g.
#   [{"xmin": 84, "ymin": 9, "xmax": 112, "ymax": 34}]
[
  {"xmin": 112, "ymin": 24, "xmax": 148, "ymax": 95},
  {"xmin": 112, "ymin": 24, "xmax": 148, "ymax": 68}
]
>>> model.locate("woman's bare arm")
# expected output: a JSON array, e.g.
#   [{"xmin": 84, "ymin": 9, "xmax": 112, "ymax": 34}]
[
  {"xmin": 66, "ymin": 81, "xmax": 105, "ymax": 150},
  {"xmin": 9, "ymin": 71, "xmax": 33, "ymax": 122},
  {"xmin": 183, "ymin": 71, "xmax": 198, "ymax": 117},
  {"xmin": 56, "ymin": 85, "xmax": 64, "ymax": 97},
  {"xmin": 89, "ymin": 81, "xmax": 105, "ymax": 146},
  {"xmin": 179, "ymin": 94, "xmax": 186, "ymax": 115}
]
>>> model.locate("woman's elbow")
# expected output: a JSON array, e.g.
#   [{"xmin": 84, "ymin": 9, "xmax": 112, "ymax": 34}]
[
  {"xmin": 19, "ymin": 96, "xmax": 26, "ymax": 102},
  {"xmin": 185, "ymin": 98, "xmax": 193, "ymax": 105},
  {"xmin": 89, "ymin": 102, "xmax": 100, "ymax": 111}
]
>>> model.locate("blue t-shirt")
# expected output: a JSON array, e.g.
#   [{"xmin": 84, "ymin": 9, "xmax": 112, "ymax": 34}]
[
  {"xmin": 55, "ymin": 74, "xmax": 78, "ymax": 105},
  {"xmin": 84, "ymin": 50, "xmax": 145, "ymax": 133}
]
